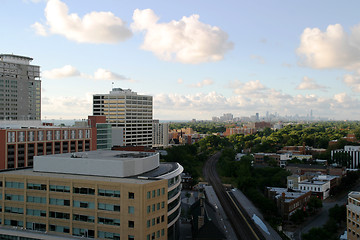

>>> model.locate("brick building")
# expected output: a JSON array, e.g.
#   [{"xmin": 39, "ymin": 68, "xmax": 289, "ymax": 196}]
[{"xmin": 0, "ymin": 125, "xmax": 93, "ymax": 170}]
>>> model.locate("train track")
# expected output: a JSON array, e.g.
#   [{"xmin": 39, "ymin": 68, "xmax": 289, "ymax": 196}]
[{"xmin": 203, "ymin": 152, "xmax": 265, "ymax": 240}]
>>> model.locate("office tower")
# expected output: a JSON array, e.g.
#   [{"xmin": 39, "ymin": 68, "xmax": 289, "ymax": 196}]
[
  {"xmin": 0, "ymin": 54, "xmax": 41, "ymax": 120},
  {"xmin": 347, "ymin": 191, "xmax": 360, "ymax": 239},
  {"xmin": 93, "ymin": 88, "xmax": 153, "ymax": 147},
  {"xmin": 0, "ymin": 150, "xmax": 183, "ymax": 240},
  {"xmin": 152, "ymin": 120, "xmax": 169, "ymax": 148}
]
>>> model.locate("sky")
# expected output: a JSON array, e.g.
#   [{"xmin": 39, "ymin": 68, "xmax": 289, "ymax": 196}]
[{"xmin": 2, "ymin": 0, "xmax": 360, "ymax": 120}]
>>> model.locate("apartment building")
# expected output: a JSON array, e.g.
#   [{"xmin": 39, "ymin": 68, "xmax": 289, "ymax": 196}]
[
  {"xmin": 93, "ymin": 88, "xmax": 153, "ymax": 147},
  {"xmin": 0, "ymin": 124, "xmax": 93, "ymax": 170},
  {"xmin": 0, "ymin": 54, "xmax": 41, "ymax": 120},
  {"xmin": 0, "ymin": 150, "xmax": 183, "ymax": 240},
  {"xmin": 347, "ymin": 191, "xmax": 360, "ymax": 239}
]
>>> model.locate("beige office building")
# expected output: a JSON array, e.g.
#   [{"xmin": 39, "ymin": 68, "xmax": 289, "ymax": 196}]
[
  {"xmin": 0, "ymin": 150, "xmax": 183, "ymax": 240},
  {"xmin": 347, "ymin": 191, "xmax": 360, "ymax": 239},
  {"xmin": 93, "ymin": 88, "xmax": 153, "ymax": 147}
]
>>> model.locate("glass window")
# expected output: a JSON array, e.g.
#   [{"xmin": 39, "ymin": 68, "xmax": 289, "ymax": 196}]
[
  {"xmin": 27, "ymin": 183, "xmax": 46, "ymax": 191},
  {"xmin": 27, "ymin": 196, "xmax": 46, "ymax": 204},
  {"xmin": 73, "ymin": 187, "xmax": 95, "ymax": 195},
  {"xmin": 128, "ymin": 221, "xmax": 134, "ymax": 228},
  {"xmin": 73, "ymin": 214, "xmax": 95, "ymax": 223},
  {"xmin": 129, "ymin": 192, "xmax": 135, "ymax": 199},
  {"xmin": 98, "ymin": 217, "xmax": 120, "ymax": 226},
  {"xmin": 98, "ymin": 189, "xmax": 120, "ymax": 198},
  {"xmin": 5, "ymin": 181, "xmax": 24, "ymax": 189},
  {"xmin": 128, "ymin": 206, "xmax": 134, "ymax": 214}
]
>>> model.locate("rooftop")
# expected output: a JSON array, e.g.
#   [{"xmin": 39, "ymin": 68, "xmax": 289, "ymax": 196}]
[
  {"xmin": 267, "ymin": 187, "xmax": 310, "ymax": 203},
  {"xmin": 34, "ymin": 150, "xmax": 160, "ymax": 178},
  {"xmin": 349, "ymin": 191, "xmax": 360, "ymax": 201},
  {"xmin": 0, "ymin": 54, "xmax": 34, "ymax": 65}
]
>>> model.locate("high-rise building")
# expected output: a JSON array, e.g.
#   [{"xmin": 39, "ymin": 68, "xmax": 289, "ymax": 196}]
[
  {"xmin": 93, "ymin": 88, "xmax": 153, "ymax": 147},
  {"xmin": 0, "ymin": 54, "xmax": 41, "ymax": 120},
  {"xmin": 347, "ymin": 191, "xmax": 360, "ymax": 239},
  {"xmin": 153, "ymin": 120, "xmax": 169, "ymax": 148},
  {"xmin": 0, "ymin": 150, "xmax": 183, "ymax": 240}
]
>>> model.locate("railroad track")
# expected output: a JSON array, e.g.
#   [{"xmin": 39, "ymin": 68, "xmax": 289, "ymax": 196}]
[{"xmin": 203, "ymin": 152, "xmax": 265, "ymax": 240}]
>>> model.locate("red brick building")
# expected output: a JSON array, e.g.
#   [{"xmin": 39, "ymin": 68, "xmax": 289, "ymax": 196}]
[{"xmin": 0, "ymin": 125, "xmax": 94, "ymax": 169}]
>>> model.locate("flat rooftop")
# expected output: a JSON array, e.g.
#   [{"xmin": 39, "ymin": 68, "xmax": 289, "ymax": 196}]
[
  {"xmin": 34, "ymin": 150, "xmax": 160, "ymax": 178},
  {"xmin": 0, "ymin": 167, "xmax": 157, "ymax": 185}
]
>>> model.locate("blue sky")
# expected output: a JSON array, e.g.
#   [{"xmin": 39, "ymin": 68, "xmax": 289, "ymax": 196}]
[{"xmin": 2, "ymin": 0, "xmax": 360, "ymax": 120}]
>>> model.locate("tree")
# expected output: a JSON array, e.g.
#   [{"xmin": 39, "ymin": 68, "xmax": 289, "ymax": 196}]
[
  {"xmin": 307, "ymin": 196, "xmax": 322, "ymax": 212},
  {"xmin": 290, "ymin": 209, "xmax": 305, "ymax": 224}
]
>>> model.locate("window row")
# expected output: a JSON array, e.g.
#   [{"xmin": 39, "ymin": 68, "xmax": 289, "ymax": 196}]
[
  {"xmin": 146, "ymin": 188, "xmax": 166, "ymax": 199},
  {"xmin": 146, "ymin": 229, "xmax": 165, "ymax": 240},
  {"xmin": 146, "ymin": 215, "xmax": 165, "ymax": 228},
  {"xmin": 147, "ymin": 202, "xmax": 165, "ymax": 213}
]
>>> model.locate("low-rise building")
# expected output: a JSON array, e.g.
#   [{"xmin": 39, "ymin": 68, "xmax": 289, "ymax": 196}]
[
  {"xmin": 266, "ymin": 187, "xmax": 311, "ymax": 219},
  {"xmin": 298, "ymin": 179, "xmax": 330, "ymax": 199},
  {"xmin": 0, "ymin": 122, "xmax": 93, "ymax": 170},
  {"xmin": 287, "ymin": 175, "xmax": 309, "ymax": 190}
]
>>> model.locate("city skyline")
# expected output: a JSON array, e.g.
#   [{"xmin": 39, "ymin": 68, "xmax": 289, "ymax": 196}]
[{"xmin": 2, "ymin": 0, "xmax": 360, "ymax": 120}]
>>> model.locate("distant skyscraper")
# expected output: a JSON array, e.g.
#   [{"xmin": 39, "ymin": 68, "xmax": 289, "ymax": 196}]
[
  {"xmin": 0, "ymin": 54, "xmax": 41, "ymax": 120},
  {"xmin": 255, "ymin": 112, "xmax": 259, "ymax": 121},
  {"xmin": 93, "ymin": 88, "xmax": 153, "ymax": 147}
]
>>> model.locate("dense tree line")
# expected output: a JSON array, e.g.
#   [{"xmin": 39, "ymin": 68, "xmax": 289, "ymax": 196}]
[
  {"xmin": 169, "ymin": 121, "xmax": 226, "ymax": 134},
  {"xmin": 228, "ymin": 122, "xmax": 360, "ymax": 161}
]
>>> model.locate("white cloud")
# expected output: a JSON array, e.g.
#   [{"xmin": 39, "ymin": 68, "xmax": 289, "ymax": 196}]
[
  {"xmin": 43, "ymin": 65, "xmax": 131, "ymax": 81},
  {"xmin": 42, "ymin": 65, "xmax": 80, "ymax": 79},
  {"xmin": 229, "ymin": 80, "xmax": 268, "ymax": 95},
  {"xmin": 42, "ymin": 95, "xmax": 92, "ymax": 119},
  {"xmin": 297, "ymin": 23, "xmax": 360, "ymax": 70},
  {"xmin": 131, "ymin": 9, "xmax": 233, "ymax": 64},
  {"xmin": 296, "ymin": 76, "xmax": 328, "ymax": 91},
  {"xmin": 343, "ymin": 71, "xmax": 360, "ymax": 92},
  {"xmin": 188, "ymin": 79, "xmax": 214, "ymax": 88},
  {"xmin": 177, "ymin": 78, "xmax": 184, "ymax": 84},
  {"xmin": 92, "ymin": 68, "xmax": 131, "ymax": 81},
  {"xmin": 250, "ymin": 55, "xmax": 265, "ymax": 64},
  {"xmin": 33, "ymin": 0, "xmax": 132, "ymax": 43},
  {"xmin": 31, "ymin": 22, "xmax": 48, "ymax": 36}
]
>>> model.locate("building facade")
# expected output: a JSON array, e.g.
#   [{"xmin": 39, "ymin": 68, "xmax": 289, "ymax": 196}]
[
  {"xmin": 332, "ymin": 145, "xmax": 360, "ymax": 169},
  {"xmin": 0, "ymin": 54, "xmax": 41, "ymax": 120},
  {"xmin": 152, "ymin": 120, "xmax": 169, "ymax": 148},
  {"xmin": 347, "ymin": 191, "xmax": 360, "ymax": 240},
  {"xmin": 0, "ymin": 126, "xmax": 93, "ymax": 170},
  {"xmin": 93, "ymin": 88, "xmax": 153, "ymax": 147},
  {"xmin": 0, "ymin": 150, "xmax": 183, "ymax": 240}
]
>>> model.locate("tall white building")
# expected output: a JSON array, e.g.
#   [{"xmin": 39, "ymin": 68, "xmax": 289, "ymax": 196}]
[
  {"xmin": 0, "ymin": 54, "xmax": 41, "ymax": 120},
  {"xmin": 93, "ymin": 88, "xmax": 153, "ymax": 147},
  {"xmin": 153, "ymin": 120, "xmax": 169, "ymax": 148}
]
